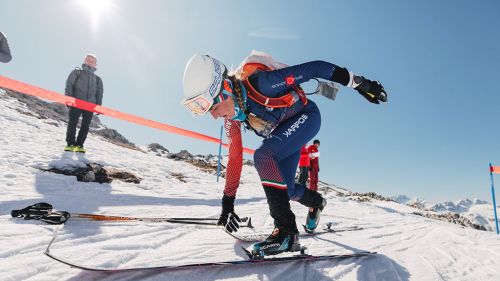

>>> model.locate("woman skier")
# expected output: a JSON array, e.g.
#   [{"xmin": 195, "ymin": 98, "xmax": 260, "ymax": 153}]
[{"xmin": 181, "ymin": 52, "xmax": 387, "ymax": 257}]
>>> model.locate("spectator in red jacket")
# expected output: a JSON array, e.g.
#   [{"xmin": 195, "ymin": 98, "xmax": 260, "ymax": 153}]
[
  {"xmin": 308, "ymin": 139, "xmax": 320, "ymax": 191},
  {"xmin": 298, "ymin": 144, "xmax": 310, "ymax": 185}
]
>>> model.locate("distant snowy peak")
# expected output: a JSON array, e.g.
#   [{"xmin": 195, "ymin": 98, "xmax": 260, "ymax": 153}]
[
  {"xmin": 390, "ymin": 195, "xmax": 429, "ymax": 207},
  {"xmin": 430, "ymin": 198, "xmax": 489, "ymax": 213},
  {"xmin": 391, "ymin": 194, "xmax": 489, "ymax": 213},
  {"xmin": 390, "ymin": 194, "xmax": 411, "ymax": 204}
]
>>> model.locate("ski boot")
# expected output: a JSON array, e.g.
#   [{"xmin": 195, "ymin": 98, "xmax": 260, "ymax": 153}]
[
  {"xmin": 64, "ymin": 145, "xmax": 75, "ymax": 152},
  {"xmin": 304, "ymin": 198, "xmax": 327, "ymax": 233},
  {"xmin": 250, "ymin": 227, "xmax": 303, "ymax": 259},
  {"xmin": 73, "ymin": 145, "xmax": 86, "ymax": 153}
]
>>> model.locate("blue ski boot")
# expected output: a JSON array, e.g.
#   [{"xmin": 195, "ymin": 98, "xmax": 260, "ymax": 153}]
[
  {"xmin": 251, "ymin": 227, "xmax": 302, "ymax": 258},
  {"xmin": 304, "ymin": 198, "xmax": 327, "ymax": 233}
]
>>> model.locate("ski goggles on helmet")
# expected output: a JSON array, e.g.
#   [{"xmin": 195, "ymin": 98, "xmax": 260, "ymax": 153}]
[
  {"xmin": 182, "ymin": 87, "xmax": 227, "ymax": 115},
  {"xmin": 182, "ymin": 93, "xmax": 215, "ymax": 115}
]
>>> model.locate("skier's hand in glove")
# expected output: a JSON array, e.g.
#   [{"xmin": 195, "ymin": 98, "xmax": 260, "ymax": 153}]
[
  {"xmin": 354, "ymin": 76, "xmax": 388, "ymax": 104},
  {"xmin": 217, "ymin": 194, "xmax": 242, "ymax": 233}
]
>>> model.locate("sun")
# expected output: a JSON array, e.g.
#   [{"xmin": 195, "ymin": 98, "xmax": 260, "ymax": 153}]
[
  {"xmin": 77, "ymin": 0, "xmax": 116, "ymax": 30},
  {"xmin": 78, "ymin": 0, "xmax": 115, "ymax": 14}
]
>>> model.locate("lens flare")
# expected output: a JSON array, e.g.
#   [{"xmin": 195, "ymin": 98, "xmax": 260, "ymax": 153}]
[{"xmin": 77, "ymin": 0, "xmax": 116, "ymax": 30}]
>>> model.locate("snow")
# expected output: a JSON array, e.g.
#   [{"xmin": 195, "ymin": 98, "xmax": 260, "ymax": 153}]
[{"xmin": 2, "ymin": 89, "xmax": 500, "ymax": 281}]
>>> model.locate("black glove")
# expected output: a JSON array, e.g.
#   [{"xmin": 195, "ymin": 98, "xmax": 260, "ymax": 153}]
[
  {"xmin": 354, "ymin": 76, "xmax": 388, "ymax": 104},
  {"xmin": 217, "ymin": 194, "xmax": 241, "ymax": 233}
]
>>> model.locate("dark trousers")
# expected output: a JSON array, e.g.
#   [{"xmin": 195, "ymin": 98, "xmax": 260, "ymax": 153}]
[
  {"xmin": 298, "ymin": 166, "xmax": 309, "ymax": 185},
  {"xmin": 66, "ymin": 107, "xmax": 93, "ymax": 147}
]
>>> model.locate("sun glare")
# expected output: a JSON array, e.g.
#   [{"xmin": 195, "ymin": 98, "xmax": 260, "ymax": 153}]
[{"xmin": 77, "ymin": 0, "xmax": 116, "ymax": 30}]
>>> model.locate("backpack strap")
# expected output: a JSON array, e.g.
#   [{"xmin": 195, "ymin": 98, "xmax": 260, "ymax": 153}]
[
  {"xmin": 239, "ymin": 62, "xmax": 307, "ymax": 108},
  {"xmin": 243, "ymin": 78, "xmax": 307, "ymax": 108}
]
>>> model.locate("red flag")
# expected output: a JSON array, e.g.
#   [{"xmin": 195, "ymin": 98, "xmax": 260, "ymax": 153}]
[{"xmin": 491, "ymin": 165, "xmax": 500, "ymax": 174}]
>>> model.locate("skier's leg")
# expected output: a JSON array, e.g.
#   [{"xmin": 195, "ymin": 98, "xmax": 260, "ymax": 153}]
[
  {"xmin": 288, "ymin": 161, "xmax": 324, "ymax": 208},
  {"xmin": 66, "ymin": 107, "xmax": 81, "ymax": 146},
  {"xmin": 251, "ymin": 185, "xmax": 301, "ymax": 257},
  {"xmin": 253, "ymin": 144, "xmax": 298, "ymax": 235},
  {"xmin": 263, "ymin": 185, "xmax": 297, "ymax": 233},
  {"xmin": 252, "ymin": 145, "xmax": 300, "ymax": 256},
  {"xmin": 76, "ymin": 110, "xmax": 94, "ymax": 147},
  {"xmin": 252, "ymin": 102, "xmax": 325, "ymax": 255},
  {"xmin": 278, "ymin": 150, "xmax": 325, "ymax": 231}
]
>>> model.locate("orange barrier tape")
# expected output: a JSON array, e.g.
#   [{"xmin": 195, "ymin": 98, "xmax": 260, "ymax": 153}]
[{"xmin": 0, "ymin": 76, "xmax": 255, "ymax": 154}]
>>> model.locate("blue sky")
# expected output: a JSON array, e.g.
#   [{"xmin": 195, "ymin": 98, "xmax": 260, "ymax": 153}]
[{"xmin": 1, "ymin": 0, "xmax": 499, "ymax": 202}]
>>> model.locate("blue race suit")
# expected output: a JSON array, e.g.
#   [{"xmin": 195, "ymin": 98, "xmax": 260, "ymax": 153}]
[{"xmin": 224, "ymin": 60, "xmax": 338, "ymax": 202}]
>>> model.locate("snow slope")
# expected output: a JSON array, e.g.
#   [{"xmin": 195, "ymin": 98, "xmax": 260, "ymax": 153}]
[{"xmin": 2, "ymin": 89, "xmax": 500, "ymax": 281}]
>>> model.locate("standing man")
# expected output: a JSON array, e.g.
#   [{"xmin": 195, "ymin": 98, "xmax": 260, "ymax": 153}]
[
  {"xmin": 64, "ymin": 54, "xmax": 103, "ymax": 153},
  {"xmin": 0, "ymin": 32, "xmax": 12, "ymax": 63},
  {"xmin": 308, "ymin": 139, "xmax": 320, "ymax": 191},
  {"xmin": 298, "ymin": 144, "xmax": 310, "ymax": 186}
]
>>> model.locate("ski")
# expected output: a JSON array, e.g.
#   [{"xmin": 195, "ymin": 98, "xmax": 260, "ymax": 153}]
[
  {"xmin": 11, "ymin": 202, "xmax": 253, "ymax": 228},
  {"xmin": 225, "ymin": 223, "xmax": 363, "ymax": 242},
  {"xmin": 44, "ymin": 250, "xmax": 376, "ymax": 272},
  {"xmin": 42, "ymin": 218, "xmax": 375, "ymax": 272}
]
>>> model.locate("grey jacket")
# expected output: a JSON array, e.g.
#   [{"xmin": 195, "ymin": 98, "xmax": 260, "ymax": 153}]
[
  {"xmin": 0, "ymin": 32, "xmax": 12, "ymax": 63},
  {"xmin": 65, "ymin": 64, "xmax": 103, "ymax": 105}
]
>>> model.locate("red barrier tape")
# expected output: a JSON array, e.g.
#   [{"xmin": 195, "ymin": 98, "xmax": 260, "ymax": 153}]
[{"xmin": 0, "ymin": 76, "xmax": 255, "ymax": 154}]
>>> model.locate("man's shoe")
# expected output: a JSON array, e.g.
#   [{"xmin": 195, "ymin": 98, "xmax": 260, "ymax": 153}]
[
  {"xmin": 64, "ymin": 145, "xmax": 74, "ymax": 152},
  {"xmin": 73, "ymin": 146, "xmax": 86, "ymax": 153}
]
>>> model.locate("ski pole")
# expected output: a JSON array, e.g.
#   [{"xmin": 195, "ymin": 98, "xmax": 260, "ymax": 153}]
[
  {"xmin": 70, "ymin": 213, "xmax": 254, "ymax": 228},
  {"xmin": 71, "ymin": 214, "xmax": 223, "ymax": 221},
  {"xmin": 11, "ymin": 203, "xmax": 253, "ymax": 228}
]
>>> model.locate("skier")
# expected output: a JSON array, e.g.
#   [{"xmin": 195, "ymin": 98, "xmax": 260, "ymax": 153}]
[
  {"xmin": 181, "ymin": 52, "xmax": 387, "ymax": 257},
  {"xmin": 64, "ymin": 54, "xmax": 103, "ymax": 153},
  {"xmin": 298, "ymin": 144, "xmax": 310, "ymax": 186},
  {"xmin": 0, "ymin": 32, "xmax": 12, "ymax": 63},
  {"xmin": 308, "ymin": 139, "xmax": 320, "ymax": 191}
]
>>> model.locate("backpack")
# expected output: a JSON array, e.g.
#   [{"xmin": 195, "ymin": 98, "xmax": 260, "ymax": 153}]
[
  {"xmin": 234, "ymin": 50, "xmax": 307, "ymax": 108},
  {"xmin": 234, "ymin": 50, "xmax": 339, "ymax": 102}
]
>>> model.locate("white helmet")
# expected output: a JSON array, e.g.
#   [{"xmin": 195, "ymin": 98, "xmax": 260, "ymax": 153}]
[{"xmin": 182, "ymin": 54, "xmax": 227, "ymax": 115}]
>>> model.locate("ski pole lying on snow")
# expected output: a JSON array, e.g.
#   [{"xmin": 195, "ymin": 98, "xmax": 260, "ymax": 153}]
[
  {"xmin": 70, "ymin": 213, "xmax": 253, "ymax": 228},
  {"xmin": 11, "ymin": 202, "xmax": 253, "ymax": 228}
]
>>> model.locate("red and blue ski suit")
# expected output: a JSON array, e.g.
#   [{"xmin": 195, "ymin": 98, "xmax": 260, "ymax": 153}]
[{"xmin": 223, "ymin": 61, "xmax": 337, "ymax": 202}]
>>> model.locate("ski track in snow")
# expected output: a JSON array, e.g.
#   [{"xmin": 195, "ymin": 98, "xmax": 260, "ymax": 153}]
[{"xmin": 2, "ymin": 89, "xmax": 500, "ymax": 280}]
